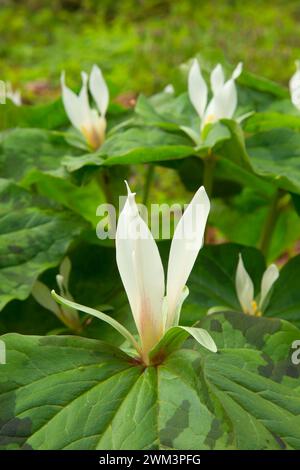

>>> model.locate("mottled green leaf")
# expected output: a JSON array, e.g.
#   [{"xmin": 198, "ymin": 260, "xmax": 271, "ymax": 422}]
[
  {"xmin": 247, "ymin": 128, "xmax": 300, "ymax": 194},
  {"xmin": 0, "ymin": 331, "xmax": 299, "ymax": 450},
  {"xmin": 0, "ymin": 128, "xmax": 77, "ymax": 182},
  {"xmin": 266, "ymin": 254, "xmax": 300, "ymax": 328},
  {"xmin": 0, "ymin": 179, "xmax": 85, "ymax": 310},
  {"xmin": 0, "ymin": 99, "xmax": 67, "ymax": 130}
]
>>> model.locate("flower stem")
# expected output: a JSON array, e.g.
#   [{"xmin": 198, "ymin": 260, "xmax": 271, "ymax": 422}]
[
  {"xmin": 259, "ymin": 189, "xmax": 283, "ymax": 257},
  {"xmin": 202, "ymin": 152, "xmax": 216, "ymax": 198},
  {"xmin": 143, "ymin": 164, "xmax": 155, "ymax": 206},
  {"xmin": 98, "ymin": 168, "xmax": 115, "ymax": 206},
  {"xmin": 97, "ymin": 168, "xmax": 116, "ymax": 230},
  {"xmin": 203, "ymin": 152, "xmax": 216, "ymax": 243}
]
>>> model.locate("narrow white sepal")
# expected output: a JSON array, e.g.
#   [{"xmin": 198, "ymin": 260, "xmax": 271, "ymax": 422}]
[
  {"xmin": 204, "ymin": 78, "xmax": 238, "ymax": 123},
  {"xmin": 164, "ymin": 84, "xmax": 175, "ymax": 94},
  {"xmin": 56, "ymin": 274, "xmax": 65, "ymax": 295},
  {"xmin": 188, "ymin": 59, "xmax": 208, "ymax": 118},
  {"xmin": 59, "ymin": 257, "xmax": 72, "ymax": 290},
  {"xmin": 180, "ymin": 125, "xmax": 202, "ymax": 146},
  {"xmin": 61, "ymin": 71, "xmax": 83, "ymax": 130},
  {"xmin": 172, "ymin": 286, "xmax": 189, "ymax": 327},
  {"xmin": 78, "ymin": 71, "xmax": 93, "ymax": 126},
  {"xmin": 51, "ymin": 290, "xmax": 141, "ymax": 354},
  {"xmin": 179, "ymin": 326, "xmax": 217, "ymax": 352},
  {"xmin": 89, "ymin": 64, "xmax": 109, "ymax": 116},
  {"xmin": 231, "ymin": 62, "xmax": 243, "ymax": 80},
  {"xmin": 32, "ymin": 281, "xmax": 60, "ymax": 316},
  {"xmin": 259, "ymin": 264, "xmax": 279, "ymax": 310},
  {"xmin": 290, "ymin": 61, "xmax": 300, "ymax": 110},
  {"xmin": 235, "ymin": 254, "xmax": 255, "ymax": 315}
]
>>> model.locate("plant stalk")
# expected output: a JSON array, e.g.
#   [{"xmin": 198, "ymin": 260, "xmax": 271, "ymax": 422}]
[
  {"xmin": 203, "ymin": 152, "xmax": 216, "ymax": 244},
  {"xmin": 98, "ymin": 168, "xmax": 115, "ymax": 206},
  {"xmin": 96, "ymin": 168, "xmax": 116, "ymax": 231},
  {"xmin": 202, "ymin": 152, "xmax": 216, "ymax": 199},
  {"xmin": 143, "ymin": 164, "xmax": 155, "ymax": 206},
  {"xmin": 259, "ymin": 189, "xmax": 282, "ymax": 257}
]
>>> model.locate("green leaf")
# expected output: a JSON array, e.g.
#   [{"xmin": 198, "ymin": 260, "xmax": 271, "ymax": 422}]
[
  {"xmin": 0, "ymin": 179, "xmax": 85, "ymax": 310},
  {"xmin": 200, "ymin": 311, "xmax": 300, "ymax": 365},
  {"xmin": 61, "ymin": 127, "xmax": 195, "ymax": 171},
  {"xmin": 0, "ymin": 241, "xmax": 135, "ymax": 341},
  {"xmin": 244, "ymin": 112, "xmax": 300, "ymax": 133},
  {"xmin": 0, "ymin": 128, "xmax": 78, "ymax": 183},
  {"xmin": 101, "ymin": 127, "xmax": 194, "ymax": 166},
  {"xmin": 246, "ymin": 128, "xmax": 300, "ymax": 194},
  {"xmin": 217, "ymin": 119, "xmax": 252, "ymax": 170},
  {"xmin": 62, "ymin": 152, "xmax": 104, "ymax": 172},
  {"xmin": 0, "ymin": 329, "xmax": 299, "ymax": 450},
  {"xmin": 135, "ymin": 92, "xmax": 201, "ymax": 133},
  {"xmin": 0, "ymin": 99, "xmax": 67, "ymax": 130},
  {"xmin": 210, "ymin": 188, "xmax": 300, "ymax": 261},
  {"xmin": 22, "ymin": 173, "xmax": 105, "ymax": 227},
  {"xmin": 266, "ymin": 254, "xmax": 300, "ymax": 328}
]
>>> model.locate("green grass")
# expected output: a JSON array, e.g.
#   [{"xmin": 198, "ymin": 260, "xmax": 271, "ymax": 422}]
[{"xmin": 2, "ymin": 0, "xmax": 300, "ymax": 102}]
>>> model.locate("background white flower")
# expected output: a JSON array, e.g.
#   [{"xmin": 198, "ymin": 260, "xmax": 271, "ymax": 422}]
[
  {"xmin": 61, "ymin": 64, "xmax": 109, "ymax": 150},
  {"xmin": 188, "ymin": 59, "xmax": 242, "ymax": 131},
  {"xmin": 289, "ymin": 61, "xmax": 300, "ymax": 110},
  {"xmin": 235, "ymin": 254, "xmax": 279, "ymax": 316}
]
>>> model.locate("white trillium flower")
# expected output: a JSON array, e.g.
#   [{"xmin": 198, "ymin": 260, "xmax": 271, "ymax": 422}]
[
  {"xmin": 61, "ymin": 64, "xmax": 109, "ymax": 150},
  {"xmin": 188, "ymin": 59, "xmax": 242, "ymax": 131},
  {"xmin": 6, "ymin": 82, "xmax": 22, "ymax": 106},
  {"xmin": 289, "ymin": 61, "xmax": 300, "ymax": 110},
  {"xmin": 52, "ymin": 184, "xmax": 217, "ymax": 365},
  {"xmin": 235, "ymin": 254, "xmax": 279, "ymax": 316},
  {"xmin": 163, "ymin": 84, "xmax": 175, "ymax": 94}
]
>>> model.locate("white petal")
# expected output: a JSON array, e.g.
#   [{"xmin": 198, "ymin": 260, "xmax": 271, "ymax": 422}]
[
  {"xmin": 166, "ymin": 186, "xmax": 210, "ymax": 328},
  {"xmin": 59, "ymin": 257, "xmax": 71, "ymax": 290},
  {"xmin": 32, "ymin": 281, "xmax": 60, "ymax": 316},
  {"xmin": 235, "ymin": 254, "xmax": 254, "ymax": 314},
  {"xmin": 172, "ymin": 286, "xmax": 189, "ymax": 327},
  {"xmin": 188, "ymin": 59, "xmax": 208, "ymax": 118},
  {"xmin": 231, "ymin": 62, "xmax": 243, "ymax": 80},
  {"xmin": 290, "ymin": 62, "xmax": 300, "ymax": 91},
  {"xmin": 6, "ymin": 82, "xmax": 22, "ymax": 106},
  {"xmin": 179, "ymin": 326, "xmax": 217, "ymax": 352},
  {"xmin": 210, "ymin": 64, "xmax": 225, "ymax": 94},
  {"xmin": 78, "ymin": 71, "xmax": 94, "ymax": 125},
  {"xmin": 89, "ymin": 64, "xmax": 109, "ymax": 116},
  {"xmin": 116, "ymin": 182, "xmax": 165, "ymax": 356},
  {"xmin": 290, "ymin": 61, "xmax": 300, "ymax": 110},
  {"xmin": 204, "ymin": 78, "xmax": 237, "ymax": 123},
  {"xmin": 60, "ymin": 71, "xmax": 83, "ymax": 130},
  {"xmin": 259, "ymin": 264, "xmax": 279, "ymax": 310},
  {"xmin": 180, "ymin": 125, "xmax": 202, "ymax": 146},
  {"xmin": 163, "ymin": 84, "xmax": 175, "ymax": 94}
]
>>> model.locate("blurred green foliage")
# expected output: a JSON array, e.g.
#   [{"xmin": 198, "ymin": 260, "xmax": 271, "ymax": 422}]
[{"xmin": 2, "ymin": 0, "xmax": 300, "ymax": 101}]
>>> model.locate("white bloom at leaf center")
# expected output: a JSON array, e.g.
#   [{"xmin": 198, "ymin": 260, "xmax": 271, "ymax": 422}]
[
  {"xmin": 61, "ymin": 65, "xmax": 109, "ymax": 150},
  {"xmin": 235, "ymin": 254, "xmax": 279, "ymax": 316},
  {"xmin": 188, "ymin": 59, "xmax": 242, "ymax": 131}
]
